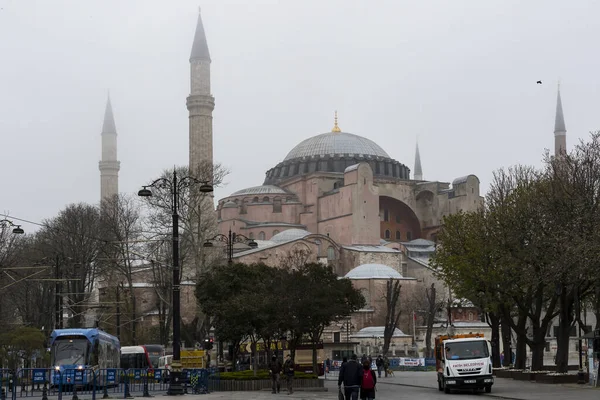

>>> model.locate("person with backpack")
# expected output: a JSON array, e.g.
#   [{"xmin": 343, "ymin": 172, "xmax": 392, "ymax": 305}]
[
  {"xmin": 338, "ymin": 354, "xmax": 363, "ymax": 400},
  {"xmin": 269, "ymin": 355, "xmax": 282, "ymax": 394},
  {"xmin": 360, "ymin": 360, "xmax": 377, "ymax": 400}
]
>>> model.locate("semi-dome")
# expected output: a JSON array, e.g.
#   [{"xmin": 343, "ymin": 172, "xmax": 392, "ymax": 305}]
[
  {"xmin": 345, "ymin": 263, "xmax": 403, "ymax": 279},
  {"xmin": 271, "ymin": 228, "xmax": 311, "ymax": 243},
  {"xmin": 231, "ymin": 185, "xmax": 288, "ymax": 196},
  {"xmin": 283, "ymin": 132, "xmax": 390, "ymax": 161}
]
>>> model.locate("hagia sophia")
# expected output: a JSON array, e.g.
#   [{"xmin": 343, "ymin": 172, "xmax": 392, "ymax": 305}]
[{"xmin": 97, "ymin": 10, "xmax": 568, "ymax": 358}]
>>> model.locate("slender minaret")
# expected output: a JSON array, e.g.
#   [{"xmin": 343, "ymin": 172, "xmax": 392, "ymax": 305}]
[
  {"xmin": 414, "ymin": 141, "xmax": 423, "ymax": 180},
  {"xmin": 99, "ymin": 96, "xmax": 120, "ymax": 201},
  {"xmin": 187, "ymin": 9, "xmax": 214, "ymax": 179},
  {"xmin": 554, "ymin": 84, "xmax": 567, "ymax": 156}
]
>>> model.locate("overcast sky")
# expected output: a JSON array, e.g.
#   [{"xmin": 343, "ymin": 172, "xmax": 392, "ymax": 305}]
[{"xmin": 2, "ymin": 0, "xmax": 600, "ymax": 232}]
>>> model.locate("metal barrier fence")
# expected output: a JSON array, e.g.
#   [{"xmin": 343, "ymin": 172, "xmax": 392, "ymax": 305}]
[{"xmin": 0, "ymin": 367, "xmax": 220, "ymax": 399}]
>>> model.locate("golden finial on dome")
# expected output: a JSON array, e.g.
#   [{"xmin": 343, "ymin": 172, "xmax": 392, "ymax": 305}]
[{"xmin": 331, "ymin": 110, "xmax": 341, "ymax": 133}]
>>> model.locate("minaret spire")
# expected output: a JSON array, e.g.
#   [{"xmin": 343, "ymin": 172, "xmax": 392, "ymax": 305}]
[
  {"xmin": 99, "ymin": 94, "xmax": 120, "ymax": 201},
  {"xmin": 188, "ymin": 9, "xmax": 215, "ymax": 178},
  {"xmin": 554, "ymin": 83, "xmax": 567, "ymax": 156},
  {"xmin": 414, "ymin": 141, "xmax": 423, "ymax": 180},
  {"xmin": 190, "ymin": 8, "xmax": 211, "ymax": 62}
]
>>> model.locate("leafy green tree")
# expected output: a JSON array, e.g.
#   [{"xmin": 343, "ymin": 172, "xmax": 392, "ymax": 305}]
[
  {"xmin": 285, "ymin": 263, "xmax": 364, "ymax": 373},
  {"xmin": 0, "ymin": 327, "xmax": 46, "ymax": 369}
]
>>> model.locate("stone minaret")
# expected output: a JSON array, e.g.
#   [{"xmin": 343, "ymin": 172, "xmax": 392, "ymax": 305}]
[
  {"xmin": 187, "ymin": 10, "xmax": 214, "ymax": 179},
  {"xmin": 99, "ymin": 96, "xmax": 120, "ymax": 201},
  {"xmin": 414, "ymin": 141, "xmax": 423, "ymax": 180},
  {"xmin": 554, "ymin": 84, "xmax": 567, "ymax": 156}
]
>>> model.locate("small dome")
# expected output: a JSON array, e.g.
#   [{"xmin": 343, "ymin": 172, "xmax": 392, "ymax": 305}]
[
  {"xmin": 284, "ymin": 132, "xmax": 390, "ymax": 161},
  {"xmin": 271, "ymin": 229, "xmax": 311, "ymax": 243},
  {"xmin": 231, "ymin": 185, "xmax": 288, "ymax": 196},
  {"xmin": 351, "ymin": 326, "xmax": 408, "ymax": 338},
  {"xmin": 345, "ymin": 263, "xmax": 403, "ymax": 279},
  {"xmin": 222, "ymin": 201, "xmax": 237, "ymax": 208}
]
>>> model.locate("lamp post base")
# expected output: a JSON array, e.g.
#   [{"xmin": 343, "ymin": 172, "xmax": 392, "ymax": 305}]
[
  {"xmin": 167, "ymin": 371, "xmax": 185, "ymax": 395},
  {"xmin": 577, "ymin": 369, "xmax": 586, "ymax": 384}
]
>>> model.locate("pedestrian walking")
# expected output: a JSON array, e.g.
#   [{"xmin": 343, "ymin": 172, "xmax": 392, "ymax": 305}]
[
  {"xmin": 360, "ymin": 360, "xmax": 377, "ymax": 400},
  {"xmin": 375, "ymin": 355, "xmax": 384, "ymax": 378},
  {"xmin": 269, "ymin": 355, "xmax": 282, "ymax": 394},
  {"xmin": 338, "ymin": 354, "xmax": 363, "ymax": 400},
  {"xmin": 282, "ymin": 354, "xmax": 295, "ymax": 394}
]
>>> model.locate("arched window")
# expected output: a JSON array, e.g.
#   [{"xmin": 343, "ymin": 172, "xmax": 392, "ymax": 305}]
[
  {"xmin": 263, "ymin": 196, "xmax": 270, "ymax": 203},
  {"xmin": 252, "ymin": 197, "xmax": 259, "ymax": 203},
  {"xmin": 273, "ymin": 230, "xmax": 280, "ymax": 236},
  {"xmin": 360, "ymin": 288, "xmax": 371, "ymax": 309},
  {"xmin": 258, "ymin": 231, "xmax": 265, "ymax": 240},
  {"xmin": 395, "ymin": 231, "xmax": 401, "ymax": 240},
  {"xmin": 384, "ymin": 209, "xmax": 389, "ymax": 222},
  {"xmin": 468, "ymin": 312, "xmax": 474, "ymax": 321},
  {"xmin": 273, "ymin": 197, "xmax": 282, "ymax": 213},
  {"xmin": 406, "ymin": 231, "xmax": 412, "ymax": 241},
  {"xmin": 385, "ymin": 230, "xmax": 391, "ymax": 239},
  {"xmin": 248, "ymin": 232, "xmax": 254, "ymax": 239},
  {"xmin": 327, "ymin": 246, "xmax": 335, "ymax": 261}
]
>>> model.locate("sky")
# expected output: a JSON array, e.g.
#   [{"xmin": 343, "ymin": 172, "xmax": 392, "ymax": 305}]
[{"xmin": 2, "ymin": 0, "xmax": 600, "ymax": 233}]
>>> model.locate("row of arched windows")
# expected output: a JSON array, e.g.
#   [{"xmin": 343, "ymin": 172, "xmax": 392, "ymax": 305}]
[{"xmin": 384, "ymin": 230, "xmax": 412, "ymax": 241}]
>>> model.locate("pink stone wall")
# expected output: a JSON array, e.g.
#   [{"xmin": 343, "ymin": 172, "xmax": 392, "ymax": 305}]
[{"xmin": 350, "ymin": 163, "xmax": 380, "ymax": 245}]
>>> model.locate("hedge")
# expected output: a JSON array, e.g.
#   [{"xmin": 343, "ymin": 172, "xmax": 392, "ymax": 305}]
[{"xmin": 218, "ymin": 369, "xmax": 317, "ymax": 381}]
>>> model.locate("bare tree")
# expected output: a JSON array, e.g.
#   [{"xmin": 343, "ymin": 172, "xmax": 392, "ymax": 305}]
[
  {"xmin": 382, "ymin": 279, "xmax": 402, "ymax": 356},
  {"xmin": 141, "ymin": 161, "xmax": 227, "ymax": 342},
  {"xmin": 99, "ymin": 194, "xmax": 144, "ymax": 344},
  {"xmin": 37, "ymin": 203, "xmax": 103, "ymax": 327}
]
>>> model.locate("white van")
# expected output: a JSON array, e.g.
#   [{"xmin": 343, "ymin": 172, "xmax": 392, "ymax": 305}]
[
  {"xmin": 437, "ymin": 337, "xmax": 494, "ymax": 394},
  {"xmin": 157, "ymin": 355, "xmax": 173, "ymax": 382}
]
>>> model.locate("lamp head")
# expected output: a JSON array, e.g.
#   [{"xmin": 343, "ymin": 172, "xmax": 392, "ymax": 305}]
[
  {"xmin": 12, "ymin": 225, "xmax": 24, "ymax": 234},
  {"xmin": 248, "ymin": 240, "xmax": 258, "ymax": 248},
  {"xmin": 199, "ymin": 183, "xmax": 214, "ymax": 193},
  {"xmin": 203, "ymin": 240, "xmax": 213, "ymax": 248},
  {"xmin": 138, "ymin": 187, "xmax": 152, "ymax": 197}
]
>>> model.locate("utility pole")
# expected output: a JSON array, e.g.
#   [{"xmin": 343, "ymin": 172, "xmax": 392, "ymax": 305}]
[
  {"xmin": 116, "ymin": 284, "xmax": 121, "ymax": 339},
  {"xmin": 55, "ymin": 255, "xmax": 61, "ymax": 329}
]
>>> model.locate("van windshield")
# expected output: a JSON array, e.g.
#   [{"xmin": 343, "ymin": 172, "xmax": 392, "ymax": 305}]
[{"xmin": 445, "ymin": 340, "xmax": 489, "ymax": 360}]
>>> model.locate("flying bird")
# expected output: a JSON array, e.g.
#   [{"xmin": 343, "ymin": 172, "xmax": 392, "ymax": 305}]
[{"xmin": 537, "ymin": 81, "xmax": 542, "ymax": 84}]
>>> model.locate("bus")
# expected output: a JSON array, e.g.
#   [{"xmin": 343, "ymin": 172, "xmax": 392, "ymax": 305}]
[
  {"xmin": 120, "ymin": 346, "xmax": 151, "ymax": 370},
  {"xmin": 50, "ymin": 328, "xmax": 120, "ymax": 387},
  {"xmin": 142, "ymin": 345, "xmax": 165, "ymax": 368}
]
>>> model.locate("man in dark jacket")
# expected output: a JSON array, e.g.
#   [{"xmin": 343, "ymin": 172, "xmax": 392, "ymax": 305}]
[
  {"xmin": 282, "ymin": 354, "xmax": 295, "ymax": 394},
  {"xmin": 375, "ymin": 355, "xmax": 384, "ymax": 378},
  {"xmin": 338, "ymin": 354, "xmax": 363, "ymax": 400},
  {"xmin": 269, "ymin": 355, "xmax": 282, "ymax": 393}
]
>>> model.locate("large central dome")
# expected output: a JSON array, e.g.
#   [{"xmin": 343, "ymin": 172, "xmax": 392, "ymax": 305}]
[
  {"xmin": 264, "ymin": 116, "xmax": 410, "ymax": 185},
  {"xmin": 283, "ymin": 131, "xmax": 390, "ymax": 161}
]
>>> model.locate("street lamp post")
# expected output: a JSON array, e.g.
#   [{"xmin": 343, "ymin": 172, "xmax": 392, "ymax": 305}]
[
  {"xmin": 203, "ymin": 228, "xmax": 257, "ymax": 265},
  {"xmin": 0, "ymin": 219, "xmax": 25, "ymax": 235},
  {"xmin": 138, "ymin": 169, "xmax": 213, "ymax": 396}
]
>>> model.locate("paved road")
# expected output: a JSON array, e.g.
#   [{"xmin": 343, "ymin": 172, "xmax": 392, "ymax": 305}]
[
  {"xmin": 13, "ymin": 371, "xmax": 600, "ymax": 400},
  {"xmin": 178, "ymin": 380, "xmax": 486, "ymax": 399},
  {"xmin": 371, "ymin": 371, "xmax": 600, "ymax": 400}
]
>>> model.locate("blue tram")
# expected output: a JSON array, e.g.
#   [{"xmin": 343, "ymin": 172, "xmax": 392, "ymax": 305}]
[{"xmin": 50, "ymin": 328, "xmax": 120, "ymax": 387}]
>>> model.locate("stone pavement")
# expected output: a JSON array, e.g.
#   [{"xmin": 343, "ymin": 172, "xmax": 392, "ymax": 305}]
[{"xmin": 372, "ymin": 370, "xmax": 600, "ymax": 400}]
